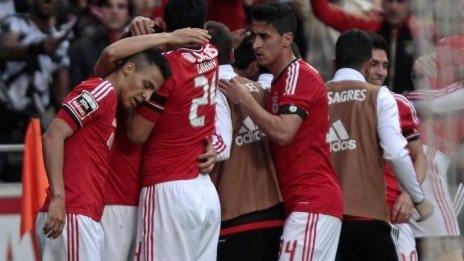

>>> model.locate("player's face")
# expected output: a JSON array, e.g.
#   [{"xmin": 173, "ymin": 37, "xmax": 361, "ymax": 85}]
[
  {"xmin": 101, "ymin": 0, "xmax": 130, "ymax": 31},
  {"xmin": 251, "ymin": 21, "xmax": 285, "ymax": 67},
  {"xmin": 122, "ymin": 65, "xmax": 165, "ymax": 108},
  {"xmin": 367, "ymin": 49, "xmax": 389, "ymax": 86}
]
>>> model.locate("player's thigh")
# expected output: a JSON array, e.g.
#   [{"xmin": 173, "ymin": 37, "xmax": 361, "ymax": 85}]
[
  {"xmin": 36, "ymin": 213, "xmax": 103, "ymax": 261},
  {"xmin": 36, "ymin": 212, "xmax": 67, "ymax": 261},
  {"xmin": 101, "ymin": 205, "xmax": 137, "ymax": 260},
  {"xmin": 135, "ymin": 176, "xmax": 220, "ymax": 260},
  {"xmin": 279, "ymin": 212, "xmax": 341, "ymax": 261}
]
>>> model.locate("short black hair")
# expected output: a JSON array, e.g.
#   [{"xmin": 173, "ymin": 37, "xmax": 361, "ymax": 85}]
[
  {"xmin": 233, "ymin": 35, "xmax": 256, "ymax": 70},
  {"xmin": 292, "ymin": 42, "xmax": 301, "ymax": 59},
  {"xmin": 98, "ymin": 0, "xmax": 134, "ymax": 17},
  {"xmin": 121, "ymin": 49, "xmax": 171, "ymax": 79},
  {"xmin": 205, "ymin": 21, "xmax": 233, "ymax": 65},
  {"xmin": 164, "ymin": 0, "xmax": 207, "ymax": 31},
  {"xmin": 251, "ymin": 3, "xmax": 297, "ymax": 35},
  {"xmin": 335, "ymin": 29, "xmax": 373, "ymax": 70},
  {"xmin": 368, "ymin": 32, "xmax": 388, "ymax": 54}
]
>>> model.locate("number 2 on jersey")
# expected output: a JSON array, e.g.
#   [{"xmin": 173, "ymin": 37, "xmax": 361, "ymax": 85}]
[{"xmin": 189, "ymin": 72, "xmax": 217, "ymax": 127}]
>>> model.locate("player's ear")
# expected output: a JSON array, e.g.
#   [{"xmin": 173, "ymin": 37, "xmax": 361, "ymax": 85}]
[
  {"xmin": 123, "ymin": 62, "xmax": 136, "ymax": 77},
  {"xmin": 360, "ymin": 59, "xmax": 372, "ymax": 78},
  {"xmin": 282, "ymin": 32, "xmax": 293, "ymax": 48}
]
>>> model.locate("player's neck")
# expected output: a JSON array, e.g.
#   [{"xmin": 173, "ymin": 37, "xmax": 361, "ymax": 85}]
[
  {"xmin": 268, "ymin": 51, "xmax": 296, "ymax": 78},
  {"xmin": 105, "ymin": 74, "xmax": 121, "ymax": 96}
]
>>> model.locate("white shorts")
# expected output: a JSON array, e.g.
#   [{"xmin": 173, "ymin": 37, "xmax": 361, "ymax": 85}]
[
  {"xmin": 36, "ymin": 212, "xmax": 103, "ymax": 261},
  {"xmin": 134, "ymin": 174, "xmax": 221, "ymax": 261},
  {"xmin": 409, "ymin": 146, "xmax": 460, "ymax": 237},
  {"xmin": 101, "ymin": 205, "xmax": 137, "ymax": 261},
  {"xmin": 278, "ymin": 212, "xmax": 341, "ymax": 261},
  {"xmin": 393, "ymin": 223, "xmax": 418, "ymax": 261}
]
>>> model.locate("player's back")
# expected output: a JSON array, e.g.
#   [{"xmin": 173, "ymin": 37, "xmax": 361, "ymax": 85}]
[{"xmin": 141, "ymin": 44, "xmax": 219, "ymax": 186}]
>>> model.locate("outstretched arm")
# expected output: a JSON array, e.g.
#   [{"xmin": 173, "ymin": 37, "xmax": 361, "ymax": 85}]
[
  {"xmin": 309, "ymin": 0, "xmax": 383, "ymax": 32},
  {"xmin": 93, "ymin": 28, "xmax": 211, "ymax": 78}
]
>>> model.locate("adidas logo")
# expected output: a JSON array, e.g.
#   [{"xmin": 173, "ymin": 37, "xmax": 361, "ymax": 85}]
[
  {"xmin": 235, "ymin": 117, "xmax": 265, "ymax": 145},
  {"xmin": 326, "ymin": 119, "xmax": 357, "ymax": 152}
]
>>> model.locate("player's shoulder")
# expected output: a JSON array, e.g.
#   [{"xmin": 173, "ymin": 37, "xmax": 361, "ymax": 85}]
[
  {"xmin": 392, "ymin": 92, "xmax": 414, "ymax": 110},
  {"xmin": 72, "ymin": 78, "xmax": 115, "ymax": 102},
  {"xmin": 168, "ymin": 43, "xmax": 218, "ymax": 64},
  {"xmin": 235, "ymin": 76, "xmax": 265, "ymax": 94},
  {"xmin": 292, "ymin": 59, "xmax": 324, "ymax": 83}
]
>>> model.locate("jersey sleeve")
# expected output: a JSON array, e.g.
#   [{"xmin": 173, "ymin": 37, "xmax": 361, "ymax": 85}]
[
  {"xmin": 58, "ymin": 79, "xmax": 114, "ymax": 131},
  {"xmin": 394, "ymin": 94, "xmax": 420, "ymax": 141},
  {"xmin": 135, "ymin": 92, "xmax": 169, "ymax": 123},
  {"xmin": 278, "ymin": 66, "xmax": 322, "ymax": 120}
]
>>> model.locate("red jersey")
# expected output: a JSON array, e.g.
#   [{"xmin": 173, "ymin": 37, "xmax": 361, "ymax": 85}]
[
  {"xmin": 105, "ymin": 113, "xmax": 142, "ymax": 206},
  {"xmin": 41, "ymin": 78, "xmax": 117, "ymax": 221},
  {"xmin": 385, "ymin": 93, "xmax": 420, "ymax": 211},
  {"xmin": 267, "ymin": 59, "xmax": 343, "ymax": 218},
  {"xmin": 136, "ymin": 44, "xmax": 218, "ymax": 186}
]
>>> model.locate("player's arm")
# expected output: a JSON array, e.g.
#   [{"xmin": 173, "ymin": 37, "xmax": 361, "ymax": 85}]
[
  {"xmin": 93, "ymin": 28, "xmax": 211, "ymax": 78},
  {"xmin": 377, "ymin": 88, "xmax": 425, "ymax": 203},
  {"xmin": 126, "ymin": 112, "xmax": 155, "ymax": 144},
  {"xmin": 41, "ymin": 118, "xmax": 73, "ymax": 238},
  {"xmin": 408, "ymin": 139, "xmax": 427, "ymax": 183},
  {"xmin": 197, "ymin": 137, "xmax": 217, "ymax": 173},
  {"xmin": 219, "ymin": 78, "xmax": 302, "ymax": 146},
  {"xmin": 213, "ymin": 91, "xmax": 233, "ymax": 161},
  {"xmin": 309, "ymin": 0, "xmax": 382, "ymax": 32}
]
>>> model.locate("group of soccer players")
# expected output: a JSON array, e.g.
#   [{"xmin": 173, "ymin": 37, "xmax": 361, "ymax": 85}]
[{"xmin": 34, "ymin": 1, "xmax": 453, "ymax": 261}]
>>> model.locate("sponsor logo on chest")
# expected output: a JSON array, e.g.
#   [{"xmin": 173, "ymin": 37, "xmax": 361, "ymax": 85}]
[
  {"xmin": 235, "ymin": 117, "xmax": 265, "ymax": 146},
  {"xmin": 326, "ymin": 119, "xmax": 357, "ymax": 152}
]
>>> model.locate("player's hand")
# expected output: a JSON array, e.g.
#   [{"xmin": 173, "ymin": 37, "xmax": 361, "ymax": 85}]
[
  {"xmin": 129, "ymin": 16, "xmax": 155, "ymax": 36},
  {"xmin": 232, "ymin": 29, "xmax": 251, "ymax": 48},
  {"xmin": 43, "ymin": 196, "xmax": 66, "ymax": 239},
  {"xmin": 218, "ymin": 78, "xmax": 252, "ymax": 104},
  {"xmin": 170, "ymin": 28, "xmax": 211, "ymax": 46},
  {"xmin": 391, "ymin": 191, "xmax": 414, "ymax": 223},
  {"xmin": 197, "ymin": 137, "xmax": 217, "ymax": 173}
]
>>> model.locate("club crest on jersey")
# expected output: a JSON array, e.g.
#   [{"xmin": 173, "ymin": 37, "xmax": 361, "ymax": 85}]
[{"xmin": 69, "ymin": 91, "xmax": 98, "ymax": 120}]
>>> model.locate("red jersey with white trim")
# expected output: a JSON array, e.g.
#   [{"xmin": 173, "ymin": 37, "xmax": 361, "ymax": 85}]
[
  {"xmin": 41, "ymin": 78, "xmax": 117, "ymax": 221},
  {"xmin": 136, "ymin": 44, "xmax": 218, "ymax": 186},
  {"xmin": 267, "ymin": 59, "xmax": 343, "ymax": 218},
  {"xmin": 105, "ymin": 113, "xmax": 142, "ymax": 206},
  {"xmin": 385, "ymin": 93, "xmax": 420, "ymax": 211}
]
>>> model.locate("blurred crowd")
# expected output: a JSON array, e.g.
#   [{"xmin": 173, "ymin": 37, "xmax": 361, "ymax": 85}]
[{"xmin": 0, "ymin": 0, "xmax": 463, "ymax": 183}]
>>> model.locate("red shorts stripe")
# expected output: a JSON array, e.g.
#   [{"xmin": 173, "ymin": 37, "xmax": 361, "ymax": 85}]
[{"xmin": 219, "ymin": 220, "xmax": 284, "ymax": 236}]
